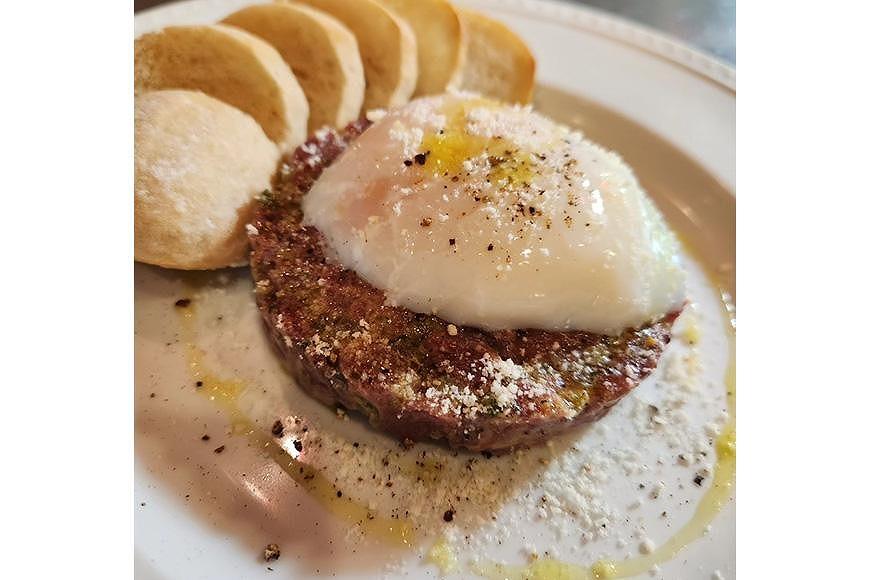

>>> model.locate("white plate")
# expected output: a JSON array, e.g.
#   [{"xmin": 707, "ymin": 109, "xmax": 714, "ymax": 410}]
[{"xmin": 135, "ymin": 1, "xmax": 736, "ymax": 578}]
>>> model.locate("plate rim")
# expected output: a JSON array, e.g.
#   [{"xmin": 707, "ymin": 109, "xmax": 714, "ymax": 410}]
[
  {"xmin": 473, "ymin": 0, "xmax": 735, "ymax": 93},
  {"xmin": 136, "ymin": 0, "xmax": 736, "ymax": 93},
  {"xmin": 134, "ymin": 2, "xmax": 736, "ymax": 577}
]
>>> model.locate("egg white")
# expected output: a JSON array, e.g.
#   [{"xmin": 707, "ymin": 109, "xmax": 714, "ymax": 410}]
[{"xmin": 303, "ymin": 94, "xmax": 685, "ymax": 334}]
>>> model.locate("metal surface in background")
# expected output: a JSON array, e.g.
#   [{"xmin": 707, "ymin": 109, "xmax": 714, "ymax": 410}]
[
  {"xmin": 133, "ymin": 0, "xmax": 736, "ymax": 65},
  {"xmin": 576, "ymin": 0, "xmax": 734, "ymax": 63}
]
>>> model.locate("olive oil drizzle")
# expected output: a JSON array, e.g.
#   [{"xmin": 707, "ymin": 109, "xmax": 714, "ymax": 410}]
[
  {"xmin": 176, "ymin": 307, "xmax": 414, "ymax": 548},
  {"xmin": 428, "ymin": 536, "xmax": 460, "ymax": 574},
  {"xmin": 418, "ymin": 97, "xmax": 536, "ymax": 186},
  {"xmin": 476, "ymin": 296, "xmax": 736, "ymax": 579},
  {"xmin": 173, "ymin": 283, "xmax": 733, "ymax": 574}
]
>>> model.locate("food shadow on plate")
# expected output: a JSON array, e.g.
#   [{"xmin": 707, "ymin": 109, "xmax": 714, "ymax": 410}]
[
  {"xmin": 135, "ymin": 262, "xmax": 598, "ymax": 574},
  {"xmin": 136, "ymin": 263, "xmax": 413, "ymax": 574}
]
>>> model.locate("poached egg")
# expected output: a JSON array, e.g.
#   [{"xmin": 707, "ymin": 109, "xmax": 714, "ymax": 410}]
[{"xmin": 303, "ymin": 94, "xmax": 685, "ymax": 334}]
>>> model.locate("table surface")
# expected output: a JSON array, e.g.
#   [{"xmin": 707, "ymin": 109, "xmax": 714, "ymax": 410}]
[{"xmin": 133, "ymin": 0, "xmax": 735, "ymax": 66}]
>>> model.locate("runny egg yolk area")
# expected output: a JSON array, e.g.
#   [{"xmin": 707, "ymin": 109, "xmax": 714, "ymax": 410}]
[{"xmin": 302, "ymin": 94, "xmax": 686, "ymax": 334}]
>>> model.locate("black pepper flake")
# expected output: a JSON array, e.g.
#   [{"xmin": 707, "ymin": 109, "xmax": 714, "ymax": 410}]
[
  {"xmin": 529, "ymin": 206, "xmax": 536, "ymax": 215},
  {"xmin": 403, "ymin": 159, "xmax": 413, "ymax": 167},
  {"xmin": 293, "ymin": 440, "xmax": 303, "ymax": 452},
  {"xmin": 693, "ymin": 474, "xmax": 705, "ymax": 486},
  {"xmin": 487, "ymin": 244, "xmax": 494, "ymax": 251},
  {"xmin": 414, "ymin": 152, "xmax": 428, "ymax": 165},
  {"xmin": 174, "ymin": 298, "xmax": 191, "ymax": 308},
  {"xmin": 149, "ymin": 393, "xmax": 155, "ymax": 398},
  {"xmin": 213, "ymin": 445, "xmax": 225, "ymax": 454},
  {"xmin": 420, "ymin": 217, "xmax": 432, "ymax": 227},
  {"xmin": 260, "ymin": 189, "xmax": 275, "ymax": 206},
  {"xmin": 448, "ymin": 238, "xmax": 456, "ymax": 246},
  {"xmin": 336, "ymin": 490, "xmax": 343, "ymax": 498},
  {"xmin": 201, "ymin": 434, "xmax": 210, "ymax": 441},
  {"xmin": 195, "ymin": 381, "xmax": 203, "ymax": 388},
  {"xmin": 443, "ymin": 509, "xmax": 455, "ymax": 522},
  {"xmin": 271, "ymin": 420, "xmax": 284, "ymax": 437},
  {"xmin": 263, "ymin": 543, "xmax": 281, "ymax": 562}
]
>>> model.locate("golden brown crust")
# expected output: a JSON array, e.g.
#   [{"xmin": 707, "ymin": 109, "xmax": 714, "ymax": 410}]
[
  {"xmin": 291, "ymin": 0, "xmax": 418, "ymax": 109},
  {"xmin": 134, "ymin": 24, "xmax": 309, "ymax": 151},
  {"xmin": 456, "ymin": 9, "xmax": 536, "ymax": 104},
  {"xmin": 379, "ymin": 0, "xmax": 465, "ymax": 95},
  {"xmin": 222, "ymin": 3, "xmax": 365, "ymax": 133}
]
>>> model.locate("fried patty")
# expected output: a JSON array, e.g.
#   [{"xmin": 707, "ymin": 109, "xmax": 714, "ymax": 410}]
[{"xmin": 249, "ymin": 120, "xmax": 679, "ymax": 451}]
